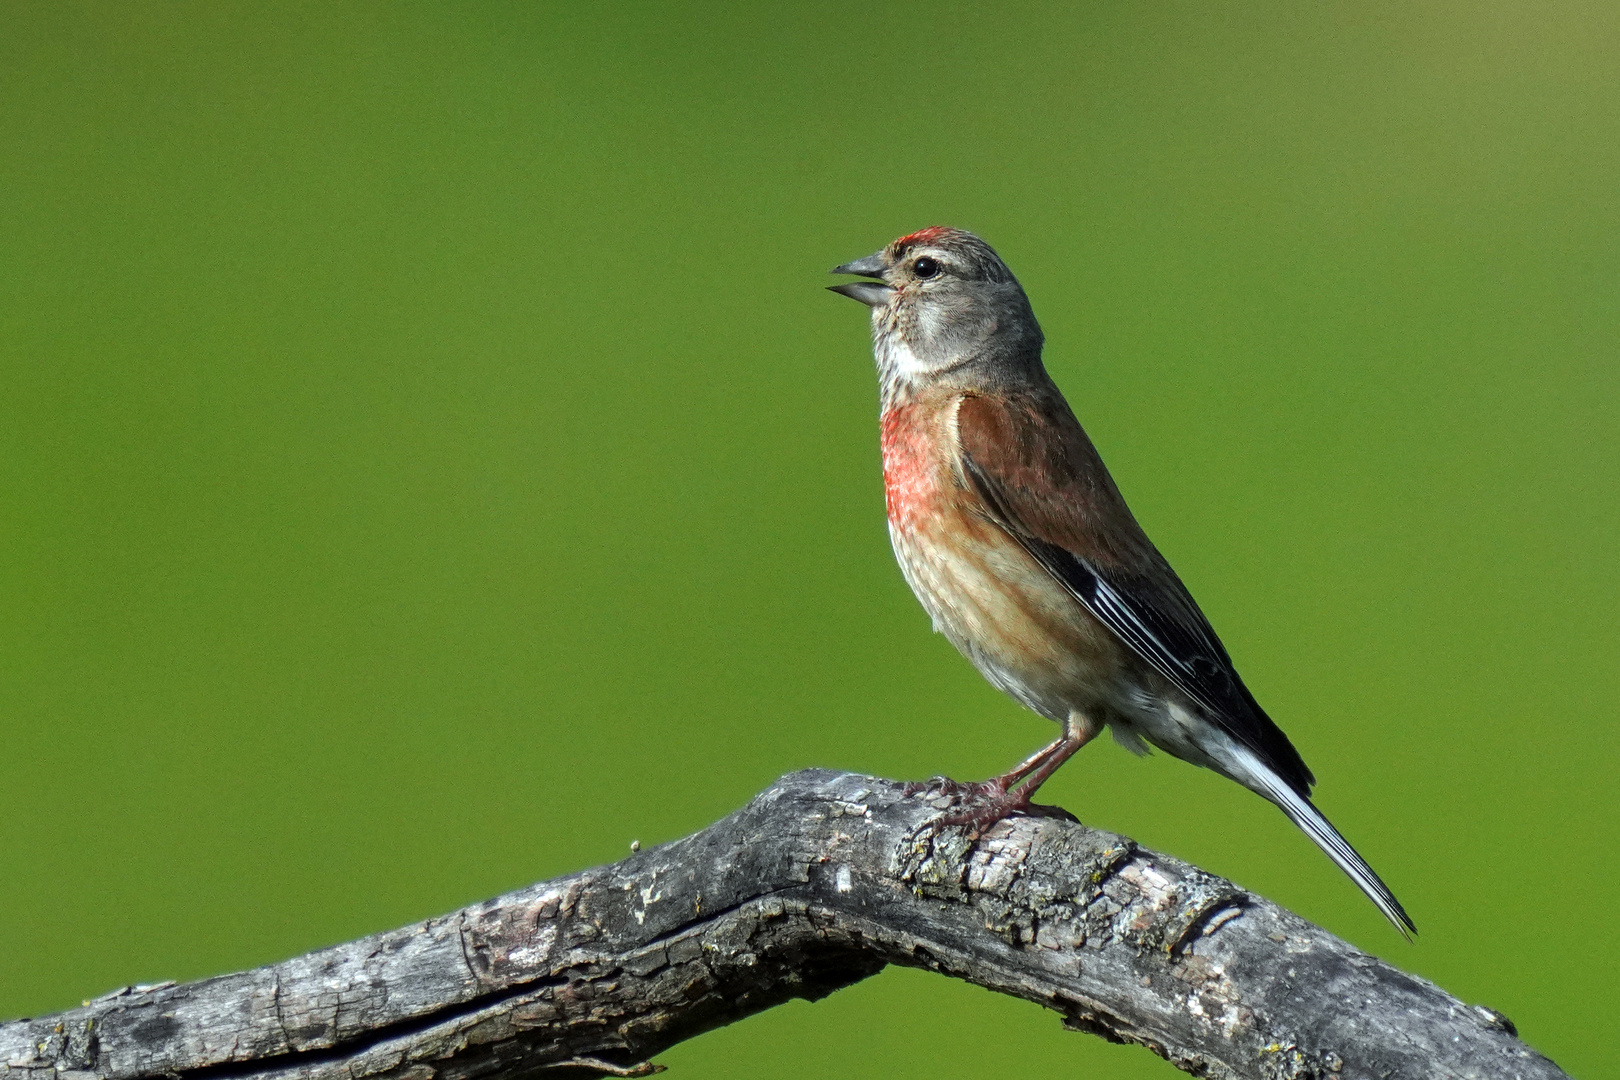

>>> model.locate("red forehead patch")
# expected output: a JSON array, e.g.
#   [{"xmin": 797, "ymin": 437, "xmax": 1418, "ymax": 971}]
[{"xmin": 894, "ymin": 226, "xmax": 954, "ymax": 250}]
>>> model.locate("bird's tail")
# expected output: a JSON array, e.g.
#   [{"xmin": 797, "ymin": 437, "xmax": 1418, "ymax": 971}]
[{"xmin": 1229, "ymin": 745, "xmax": 1416, "ymax": 938}]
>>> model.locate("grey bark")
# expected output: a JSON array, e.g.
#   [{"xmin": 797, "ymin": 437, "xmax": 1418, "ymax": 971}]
[{"xmin": 0, "ymin": 770, "xmax": 1566, "ymax": 1080}]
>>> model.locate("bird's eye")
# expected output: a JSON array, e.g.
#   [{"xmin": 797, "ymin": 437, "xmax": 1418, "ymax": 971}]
[{"xmin": 912, "ymin": 256, "xmax": 940, "ymax": 279}]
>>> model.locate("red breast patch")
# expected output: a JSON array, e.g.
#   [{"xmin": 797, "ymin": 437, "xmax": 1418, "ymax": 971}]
[{"xmin": 880, "ymin": 405, "xmax": 936, "ymax": 527}]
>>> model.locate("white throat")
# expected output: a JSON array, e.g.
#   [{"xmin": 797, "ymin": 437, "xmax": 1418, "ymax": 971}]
[{"xmin": 873, "ymin": 312, "xmax": 955, "ymax": 405}]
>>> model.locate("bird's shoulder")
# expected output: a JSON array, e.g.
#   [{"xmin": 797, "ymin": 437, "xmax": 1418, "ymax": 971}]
[{"xmin": 948, "ymin": 385, "xmax": 1154, "ymax": 569}]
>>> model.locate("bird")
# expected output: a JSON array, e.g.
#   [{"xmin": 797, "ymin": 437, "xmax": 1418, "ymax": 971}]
[{"xmin": 828, "ymin": 226, "xmax": 1415, "ymax": 936}]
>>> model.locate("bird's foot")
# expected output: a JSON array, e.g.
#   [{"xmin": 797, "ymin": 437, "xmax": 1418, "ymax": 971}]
[
  {"xmin": 904, "ymin": 774, "xmax": 1082, "ymax": 840},
  {"xmin": 935, "ymin": 787, "xmax": 1026, "ymax": 838},
  {"xmin": 901, "ymin": 775, "xmax": 1005, "ymax": 800},
  {"xmin": 903, "ymin": 776, "xmax": 1052, "ymax": 838}
]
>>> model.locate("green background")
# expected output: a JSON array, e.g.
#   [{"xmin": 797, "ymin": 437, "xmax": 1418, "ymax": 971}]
[{"xmin": 3, "ymin": 3, "xmax": 1616, "ymax": 1076}]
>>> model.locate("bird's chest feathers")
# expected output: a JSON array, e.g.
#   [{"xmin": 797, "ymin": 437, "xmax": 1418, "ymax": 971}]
[
  {"xmin": 877, "ymin": 398, "xmax": 1117, "ymax": 718},
  {"xmin": 880, "ymin": 403, "xmax": 950, "ymax": 530}
]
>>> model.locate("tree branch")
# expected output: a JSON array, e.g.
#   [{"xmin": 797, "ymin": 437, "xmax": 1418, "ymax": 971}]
[{"xmin": 0, "ymin": 770, "xmax": 1565, "ymax": 1080}]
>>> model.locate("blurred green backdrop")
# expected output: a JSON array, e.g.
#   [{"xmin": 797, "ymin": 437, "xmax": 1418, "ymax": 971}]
[{"xmin": 2, "ymin": 2, "xmax": 1616, "ymax": 1076}]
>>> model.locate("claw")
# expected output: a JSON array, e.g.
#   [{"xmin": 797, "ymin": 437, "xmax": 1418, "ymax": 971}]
[
  {"xmin": 903, "ymin": 715, "xmax": 1102, "ymax": 835},
  {"xmin": 935, "ymin": 785, "xmax": 1028, "ymax": 838}
]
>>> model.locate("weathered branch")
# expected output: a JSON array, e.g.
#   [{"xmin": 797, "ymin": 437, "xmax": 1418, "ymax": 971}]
[{"xmin": 1, "ymin": 770, "xmax": 1565, "ymax": 1080}]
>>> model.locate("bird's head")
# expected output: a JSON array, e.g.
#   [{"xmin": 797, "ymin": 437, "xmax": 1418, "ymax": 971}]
[{"xmin": 830, "ymin": 227, "xmax": 1043, "ymax": 397}]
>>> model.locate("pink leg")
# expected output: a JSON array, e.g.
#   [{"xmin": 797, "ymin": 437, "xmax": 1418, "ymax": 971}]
[
  {"xmin": 996, "ymin": 712, "xmax": 1101, "ymax": 801},
  {"xmin": 912, "ymin": 713, "xmax": 1102, "ymax": 835}
]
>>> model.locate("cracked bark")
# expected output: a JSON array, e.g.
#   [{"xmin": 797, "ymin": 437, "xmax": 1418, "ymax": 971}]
[{"xmin": 0, "ymin": 770, "xmax": 1567, "ymax": 1080}]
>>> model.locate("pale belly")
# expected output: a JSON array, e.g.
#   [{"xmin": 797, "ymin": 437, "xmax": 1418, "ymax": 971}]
[{"xmin": 888, "ymin": 513, "xmax": 1130, "ymax": 725}]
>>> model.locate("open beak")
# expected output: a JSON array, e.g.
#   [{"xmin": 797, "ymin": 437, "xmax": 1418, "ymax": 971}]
[{"xmin": 828, "ymin": 251, "xmax": 891, "ymax": 307}]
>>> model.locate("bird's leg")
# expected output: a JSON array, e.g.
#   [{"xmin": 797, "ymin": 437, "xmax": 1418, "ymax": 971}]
[
  {"xmin": 990, "ymin": 724, "xmax": 1080, "ymax": 792},
  {"xmin": 903, "ymin": 738, "xmax": 1057, "ymax": 800},
  {"xmin": 915, "ymin": 713, "xmax": 1102, "ymax": 835},
  {"xmin": 1000, "ymin": 712, "xmax": 1101, "ymax": 803}
]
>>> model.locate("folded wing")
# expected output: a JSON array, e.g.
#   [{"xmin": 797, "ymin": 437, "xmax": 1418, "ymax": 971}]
[{"xmin": 951, "ymin": 389, "xmax": 1315, "ymax": 797}]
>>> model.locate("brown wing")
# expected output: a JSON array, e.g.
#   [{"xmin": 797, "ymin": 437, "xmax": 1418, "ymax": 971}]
[{"xmin": 953, "ymin": 389, "xmax": 1315, "ymax": 796}]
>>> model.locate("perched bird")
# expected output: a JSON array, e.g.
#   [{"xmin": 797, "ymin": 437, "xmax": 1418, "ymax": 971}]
[{"xmin": 829, "ymin": 227, "xmax": 1414, "ymax": 936}]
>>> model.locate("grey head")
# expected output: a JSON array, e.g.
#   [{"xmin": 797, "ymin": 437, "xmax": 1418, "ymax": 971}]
[{"xmin": 829, "ymin": 227, "xmax": 1045, "ymax": 398}]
